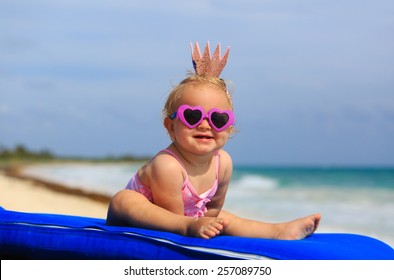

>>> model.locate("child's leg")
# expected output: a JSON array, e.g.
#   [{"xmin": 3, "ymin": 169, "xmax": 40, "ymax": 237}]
[
  {"xmin": 106, "ymin": 190, "xmax": 227, "ymax": 239},
  {"xmin": 218, "ymin": 210, "xmax": 321, "ymax": 240}
]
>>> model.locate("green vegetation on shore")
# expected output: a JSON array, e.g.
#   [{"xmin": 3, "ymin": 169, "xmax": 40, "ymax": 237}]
[
  {"xmin": 0, "ymin": 144, "xmax": 150, "ymax": 165},
  {"xmin": 1, "ymin": 144, "xmax": 54, "ymax": 161}
]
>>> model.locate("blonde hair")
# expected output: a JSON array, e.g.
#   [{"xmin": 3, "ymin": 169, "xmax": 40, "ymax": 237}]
[{"xmin": 162, "ymin": 74, "xmax": 233, "ymax": 119}]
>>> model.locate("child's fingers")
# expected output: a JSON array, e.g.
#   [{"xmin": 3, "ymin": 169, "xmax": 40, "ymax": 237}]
[{"xmin": 199, "ymin": 226, "xmax": 220, "ymax": 239}]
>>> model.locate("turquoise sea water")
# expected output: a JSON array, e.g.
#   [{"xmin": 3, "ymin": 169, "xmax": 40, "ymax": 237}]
[{"xmin": 22, "ymin": 163, "xmax": 394, "ymax": 247}]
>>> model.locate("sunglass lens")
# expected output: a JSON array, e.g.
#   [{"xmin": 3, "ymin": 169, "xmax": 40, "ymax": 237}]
[
  {"xmin": 211, "ymin": 112, "xmax": 229, "ymax": 128},
  {"xmin": 184, "ymin": 109, "xmax": 202, "ymax": 126}
]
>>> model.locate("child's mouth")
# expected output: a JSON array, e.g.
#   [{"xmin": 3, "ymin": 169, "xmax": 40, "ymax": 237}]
[{"xmin": 194, "ymin": 135, "xmax": 213, "ymax": 140}]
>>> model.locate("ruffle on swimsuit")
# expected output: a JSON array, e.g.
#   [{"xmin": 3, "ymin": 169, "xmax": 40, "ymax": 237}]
[{"xmin": 125, "ymin": 149, "xmax": 219, "ymax": 218}]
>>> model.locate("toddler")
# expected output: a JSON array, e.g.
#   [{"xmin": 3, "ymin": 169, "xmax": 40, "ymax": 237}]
[{"xmin": 106, "ymin": 42, "xmax": 321, "ymax": 239}]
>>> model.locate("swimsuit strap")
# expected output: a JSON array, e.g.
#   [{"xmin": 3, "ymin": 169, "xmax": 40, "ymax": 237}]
[
  {"xmin": 160, "ymin": 149, "xmax": 220, "ymax": 179},
  {"xmin": 214, "ymin": 151, "xmax": 220, "ymax": 177},
  {"xmin": 161, "ymin": 149, "xmax": 187, "ymax": 171}
]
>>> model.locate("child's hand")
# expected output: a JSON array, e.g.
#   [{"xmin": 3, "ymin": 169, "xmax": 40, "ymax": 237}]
[{"xmin": 188, "ymin": 217, "xmax": 228, "ymax": 239}]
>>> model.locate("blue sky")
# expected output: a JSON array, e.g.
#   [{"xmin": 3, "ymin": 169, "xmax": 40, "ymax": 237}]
[{"xmin": 1, "ymin": 0, "xmax": 393, "ymax": 165}]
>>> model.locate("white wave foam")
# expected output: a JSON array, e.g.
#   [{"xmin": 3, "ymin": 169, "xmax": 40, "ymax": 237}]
[
  {"xmin": 232, "ymin": 175, "xmax": 279, "ymax": 190},
  {"xmin": 21, "ymin": 163, "xmax": 139, "ymax": 195}
]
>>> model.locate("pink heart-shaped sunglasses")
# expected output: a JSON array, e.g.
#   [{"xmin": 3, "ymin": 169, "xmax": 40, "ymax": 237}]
[{"xmin": 170, "ymin": 105, "xmax": 235, "ymax": 132}]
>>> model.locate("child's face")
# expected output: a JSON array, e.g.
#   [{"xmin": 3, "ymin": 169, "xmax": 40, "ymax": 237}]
[{"xmin": 167, "ymin": 83, "xmax": 233, "ymax": 155}]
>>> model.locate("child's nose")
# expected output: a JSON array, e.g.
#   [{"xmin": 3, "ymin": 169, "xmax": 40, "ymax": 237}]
[{"xmin": 198, "ymin": 117, "xmax": 211, "ymax": 129}]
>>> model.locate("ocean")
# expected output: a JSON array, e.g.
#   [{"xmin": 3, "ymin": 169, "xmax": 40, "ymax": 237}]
[{"xmin": 22, "ymin": 163, "xmax": 394, "ymax": 248}]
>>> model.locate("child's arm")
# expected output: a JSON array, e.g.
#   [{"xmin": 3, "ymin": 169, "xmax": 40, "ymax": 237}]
[
  {"xmin": 204, "ymin": 150, "xmax": 233, "ymax": 217},
  {"xmin": 141, "ymin": 153, "xmax": 186, "ymax": 215}
]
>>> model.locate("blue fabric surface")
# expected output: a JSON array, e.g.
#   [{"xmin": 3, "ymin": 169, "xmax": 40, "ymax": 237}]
[{"xmin": 0, "ymin": 207, "xmax": 393, "ymax": 260}]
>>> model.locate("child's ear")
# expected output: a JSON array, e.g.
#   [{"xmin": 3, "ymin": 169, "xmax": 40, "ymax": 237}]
[
  {"xmin": 228, "ymin": 125, "xmax": 237, "ymax": 138},
  {"xmin": 164, "ymin": 117, "xmax": 175, "ymax": 137}
]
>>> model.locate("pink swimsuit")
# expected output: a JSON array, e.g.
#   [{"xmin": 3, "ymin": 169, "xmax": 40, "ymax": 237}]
[{"xmin": 125, "ymin": 149, "xmax": 219, "ymax": 218}]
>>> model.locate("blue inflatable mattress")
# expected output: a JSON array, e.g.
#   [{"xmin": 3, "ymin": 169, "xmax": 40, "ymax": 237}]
[{"xmin": 0, "ymin": 207, "xmax": 392, "ymax": 260}]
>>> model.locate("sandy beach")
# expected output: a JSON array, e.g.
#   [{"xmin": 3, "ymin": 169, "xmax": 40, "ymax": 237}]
[{"xmin": 0, "ymin": 167, "xmax": 109, "ymax": 219}]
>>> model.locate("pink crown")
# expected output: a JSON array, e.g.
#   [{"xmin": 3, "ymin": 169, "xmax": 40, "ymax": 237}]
[{"xmin": 191, "ymin": 42, "xmax": 230, "ymax": 78}]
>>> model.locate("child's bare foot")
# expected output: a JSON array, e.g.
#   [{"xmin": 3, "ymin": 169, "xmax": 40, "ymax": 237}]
[
  {"xmin": 276, "ymin": 214, "xmax": 321, "ymax": 240},
  {"xmin": 187, "ymin": 217, "xmax": 228, "ymax": 239}
]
